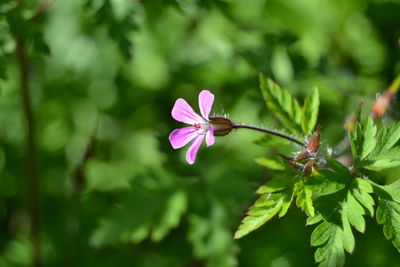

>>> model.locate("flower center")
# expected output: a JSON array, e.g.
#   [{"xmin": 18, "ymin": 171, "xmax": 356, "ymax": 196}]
[{"xmin": 193, "ymin": 123, "xmax": 208, "ymax": 134}]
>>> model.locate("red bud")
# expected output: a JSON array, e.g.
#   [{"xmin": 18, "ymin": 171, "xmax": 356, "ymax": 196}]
[{"xmin": 307, "ymin": 125, "xmax": 322, "ymax": 153}]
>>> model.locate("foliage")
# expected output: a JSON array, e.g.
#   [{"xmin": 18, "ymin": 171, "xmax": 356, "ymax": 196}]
[
  {"xmin": 350, "ymin": 117, "xmax": 400, "ymax": 170},
  {"xmin": 234, "ymin": 173, "xmax": 296, "ymax": 239},
  {"xmin": 373, "ymin": 180, "xmax": 400, "ymax": 252},
  {"xmin": 0, "ymin": 0, "xmax": 400, "ymax": 267},
  {"xmin": 91, "ymin": 172, "xmax": 187, "ymax": 246},
  {"xmin": 260, "ymin": 75, "xmax": 303, "ymax": 134},
  {"xmin": 235, "ymin": 78, "xmax": 400, "ymax": 266},
  {"xmin": 259, "ymin": 74, "xmax": 320, "ymax": 135}
]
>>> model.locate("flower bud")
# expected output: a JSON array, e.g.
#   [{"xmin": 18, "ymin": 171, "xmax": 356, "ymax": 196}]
[
  {"xmin": 307, "ymin": 125, "xmax": 322, "ymax": 153},
  {"xmin": 372, "ymin": 91, "xmax": 394, "ymax": 119},
  {"xmin": 295, "ymin": 150, "xmax": 312, "ymax": 162},
  {"xmin": 278, "ymin": 153, "xmax": 303, "ymax": 169},
  {"xmin": 209, "ymin": 117, "xmax": 233, "ymax": 136}
]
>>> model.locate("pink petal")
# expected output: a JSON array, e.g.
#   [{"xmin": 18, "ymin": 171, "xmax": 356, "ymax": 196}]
[
  {"xmin": 206, "ymin": 127, "xmax": 214, "ymax": 147},
  {"xmin": 169, "ymin": 127, "xmax": 198, "ymax": 149},
  {"xmin": 198, "ymin": 90, "xmax": 214, "ymax": 120},
  {"xmin": 186, "ymin": 134, "xmax": 205, "ymax": 164},
  {"xmin": 172, "ymin": 98, "xmax": 205, "ymax": 125}
]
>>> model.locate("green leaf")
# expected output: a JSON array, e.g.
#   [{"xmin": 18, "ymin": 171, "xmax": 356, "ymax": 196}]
[
  {"xmin": 294, "ymin": 181, "xmax": 315, "ymax": 216},
  {"xmin": 346, "ymin": 193, "xmax": 366, "ymax": 233},
  {"xmin": 234, "ymin": 191, "xmax": 293, "ymax": 239},
  {"xmin": 326, "ymin": 160, "xmax": 352, "ymax": 178},
  {"xmin": 259, "ymin": 73, "xmax": 302, "ymax": 134},
  {"xmin": 271, "ymin": 45, "xmax": 294, "ymax": 84},
  {"xmin": 311, "ymin": 201, "xmax": 350, "ymax": 266},
  {"xmin": 364, "ymin": 158, "xmax": 400, "ymax": 170},
  {"xmin": 304, "ymin": 161, "xmax": 352, "ymax": 194},
  {"xmin": 349, "ymin": 130, "xmax": 357, "ymax": 163},
  {"xmin": 311, "ymin": 221, "xmax": 331, "ymax": 246},
  {"xmin": 307, "ymin": 214, "xmax": 323, "ymax": 226},
  {"xmin": 372, "ymin": 123, "xmax": 400, "ymax": 156},
  {"xmin": 234, "ymin": 173, "xmax": 304, "ymax": 238},
  {"xmin": 373, "ymin": 180, "xmax": 400, "ymax": 251},
  {"xmin": 351, "ymin": 179, "xmax": 374, "ymax": 216},
  {"xmin": 376, "ymin": 200, "xmax": 400, "ymax": 252},
  {"xmin": 256, "ymin": 173, "xmax": 296, "ymax": 194},
  {"xmin": 188, "ymin": 204, "xmax": 238, "ymax": 266},
  {"xmin": 301, "ymin": 87, "xmax": 319, "ymax": 134},
  {"xmin": 341, "ymin": 216, "xmax": 355, "ymax": 253},
  {"xmin": 353, "ymin": 99, "xmax": 364, "ymax": 122},
  {"xmin": 90, "ymin": 182, "xmax": 187, "ymax": 247},
  {"xmin": 309, "ymin": 166, "xmax": 374, "ymax": 266},
  {"xmin": 313, "ymin": 222, "xmax": 346, "ymax": 267},
  {"xmin": 372, "ymin": 146, "xmax": 400, "ymax": 160},
  {"xmin": 254, "ymin": 157, "xmax": 286, "ymax": 170},
  {"xmin": 279, "ymin": 189, "xmax": 295, "ymax": 217},
  {"xmin": 361, "ymin": 117, "xmax": 377, "ymax": 159},
  {"xmin": 305, "ymin": 170, "xmax": 346, "ymax": 193},
  {"xmin": 151, "ymin": 190, "xmax": 187, "ymax": 241},
  {"xmin": 349, "ymin": 117, "xmax": 376, "ymax": 162},
  {"xmin": 350, "ymin": 120, "xmax": 400, "ymax": 170}
]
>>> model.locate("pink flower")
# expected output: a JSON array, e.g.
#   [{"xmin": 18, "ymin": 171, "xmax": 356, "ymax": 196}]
[{"xmin": 169, "ymin": 90, "xmax": 216, "ymax": 164}]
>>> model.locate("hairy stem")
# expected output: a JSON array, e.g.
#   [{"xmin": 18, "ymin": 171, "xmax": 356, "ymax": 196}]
[
  {"xmin": 16, "ymin": 36, "xmax": 40, "ymax": 267},
  {"xmin": 232, "ymin": 123, "xmax": 305, "ymax": 147}
]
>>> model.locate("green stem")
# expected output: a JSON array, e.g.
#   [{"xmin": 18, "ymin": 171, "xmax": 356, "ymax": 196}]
[{"xmin": 388, "ymin": 75, "xmax": 400, "ymax": 94}]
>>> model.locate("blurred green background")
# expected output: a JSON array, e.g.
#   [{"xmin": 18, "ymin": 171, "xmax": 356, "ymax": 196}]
[{"xmin": 1, "ymin": 0, "xmax": 400, "ymax": 266}]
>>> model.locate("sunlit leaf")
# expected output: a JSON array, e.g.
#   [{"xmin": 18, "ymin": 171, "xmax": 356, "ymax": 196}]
[
  {"xmin": 256, "ymin": 173, "xmax": 296, "ymax": 194},
  {"xmin": 301, "ymin": 87, "xmax": 319, "ymax": 134},
  {"xmin": 350, "ymin": 119, "xmax": 400, "ymax": 170},
  {"xmin": 254, "ymin": 157, "xmax": 286, "ymax": 170},
  {"xmin": 373, "ymin": 180, "xmax": 400, "ymax": 251},
  {"xmin": 295, "ymin": 180, "xmax": 315, "ymax": 216},
  {"xmin": 309, "ymin": 162, "xmax": 374, "ymax": 267},
  {"xmin": 259, "ymin": 74, "xmax": 302, "ymax": 134},
  {"xmin": 234, "ymin": 190, "xmax": 293, "ymax": 239}
]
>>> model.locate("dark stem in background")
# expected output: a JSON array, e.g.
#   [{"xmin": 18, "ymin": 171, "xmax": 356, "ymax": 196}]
[
  {"xmin": 232, "ymin": 123, "xmax": 305, "ymax": 147},
  {"xmin": 30, "ymin": 0, "xmax": 55, "ymax": 20},
  {"xmin": 16, "ymin": 36, "xmax": 40, "ymax": 267},
  {"xmin": 67, "ymin": 117, "xmax": 98, "ymax": 266}
]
